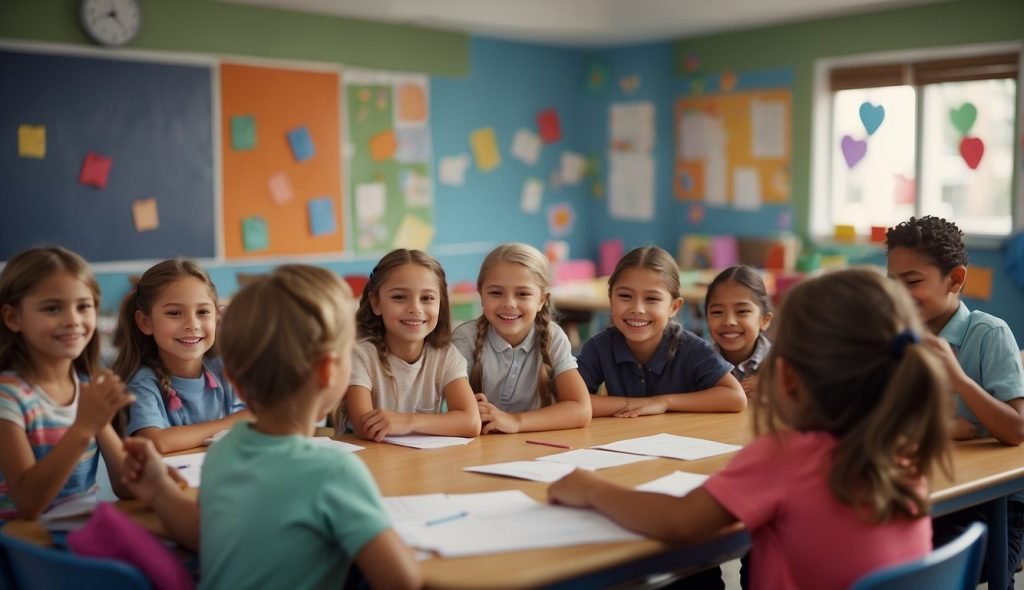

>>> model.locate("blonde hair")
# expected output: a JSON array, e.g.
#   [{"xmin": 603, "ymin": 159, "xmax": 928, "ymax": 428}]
[
  {"xmin": 355, "ymin": 249, "xmax": 451, "ymax": 384},
  {"xmin": 0, "ymin": 246, "xmax": 101, "ymax": 378},
  {"xmin": 112, "ymin": 259, "xmax": 218, "ymax": 403},
  {"xmin": 607, "ymin": 246, "xmax": 684, "ymax": 358},
  {"xmin": 754, "ymin": 268, "xmax": 951, "ymax": 522},
  {"xmin": 470, "ymin": 244, "xmax": 557, "ymax": 407},
  {"xmin": 219, "ymin": 265, "xmax": 353, "ymax": 412}
]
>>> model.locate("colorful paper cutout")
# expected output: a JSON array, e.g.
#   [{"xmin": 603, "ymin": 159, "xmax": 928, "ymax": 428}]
[
  {"xmin": 840, "ymin": 135, "xmax": 867, "ymax": 168},
  {"xmin": 230, "ymin": 115, "xmax": 256, "ymax": 151},
  {"xmin": 401, "ymin": 170, "xmax": 431, "ymax": 207},
  {"xmin": 720, "ymin": 70, "xmax": 737, "ymax": 92},
  {"xmin": 17, "ymin": 124, "xmax": 45, "ymax": 159},
  {"xmin": 833, "ymin": 224, "xmax": 856, "ymax": 243},
  {"xmin": 307, "ymin": 197, "xmax": 337, "ymax": 236},
  {"xmin": 870, "ymin": 226, "xmax": 887, "ymax": 243},
  {"xmin": 584, "ymin": 58, "xmax": 609, "ymax": 94},
  {"xmin": 132, "ymin": 198, "xmax": 159, "ymax": 232},
  {"xmin": 439, "ymin": 154, "xmax": 470, "ymax": 186},
  {"xmin": 510, "ymin": 129, "xmax": 541, "ymax": 165},
  {"xmin": 267, "ymin": 171, "xmax": 293, "ymax": 205},
  {"xmin": 369, "ymin": 129, "xmax": 398, "ymax": 161},
  {"xmin": 470, "ymin": 128, "xmax": 501, "ymax": 172},
  {"xmin": 397, "ymin": 83, "xmax": 428, "ymax": 124},
  {"xmin": 241, "ymin": 216, "xmax": 269, "ymax": 252},
  {"xmin": 545, "ymin": 240, "xmax": 569, "ymax": 264},
  {"xmin": 392, "ymin": 215, "xmax": 435, "ymax": 251},
  {"xmin": 959, "ymin": 136, "xmax": 984, "ymax": 170},
  {"xmin": 537, "ymin": 109, "xmax": 562, "ymax": 144},
  {"xmin": 619, "ymin": 75, "xmax": 640, "ymax": 95},
  {"xmin": 599, "ymin": 239, "xmax": 624, "ymax": 277},
  {"xmin": 547, "ymin": 203, "xmax": 575, "ymax": 238},
  {"xmin": 962, "ymin": 266, "xmax": 993, "ymax": 301},
  {"xmin": 560, "ymin": 152, "xmax": 587, "ymax": 185},
  {"xmin": 79, "ymin": 152, "xmax": 112, "ymax": 189},
  {"xmin": 710, "ymin": 236, "xmax": 739, "ymax": 268},
  {"xmin": 950, "ymin": 103, "xmax": 977, "ymax": 135},
  {"xmin": 678, "ymin": 235, "xmax": 712, "ymax": 269},
  {"xmin": 688, "ymin": 204, "xmax": 705, "ymax": 225},
  {"xmin": 521, "ymin": 178, "xmax": 544, "ymax": 214},
  {"xmin": 858, "ymin": 102, "xmax": 885, "ymax": 136},
  {"xmin": 287, "ymin": 127, "xmax": 315, "ymax": 162}
]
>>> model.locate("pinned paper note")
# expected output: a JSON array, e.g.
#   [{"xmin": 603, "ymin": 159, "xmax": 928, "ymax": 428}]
[
  {"xmin": 230, "ymin": 115, "xmax": 256, "ymax": 151},
  {"xmin": 308, "ymin": 197, "xmax": 337, "ymax": 236},
  {"xmin": 267, "ymin": 171, "xmax": 293, "ymax": 205},
  {"xmin": 287, "ymin": 126, "xmax": 315, "ymax": 162},
  {"xmin": 870, "ymin": 226, "xmax": 887, "ymax": 243},
  {"xmin": 18, "ymin": 124, "xmax": 45, "ymax": 159},
  {"xmin": 370, "ymin": 129, "xmax": 398, "ymax": 161},
  {"xmin": 397, "ymin": 83, "xmax": 428, "ymax": 124},
  {"xmin": 962, "ymin": 266, "xmax": 993, "ymax": 301},
  {"xmin": 732, "ymin": 167, "xmax": 762, "ymax": 210},
  {"xmin": 545, "ymin": 240, "xmax": 569, "ymax": 264},
  {"xmin": 833, "ymin": 224, "xmax": 856, "ymax": 243},
  {"xmin": 392, "ymin": 215, "xmax": 435, "ymax": 251},
  {"xmin": 470, "ymin": 128, "xmax": 501, "ymax": 172},
  {"xmin": 356, "ymin": 182, "xmax": 387, "ymax": 222},
  {"xmin": 611, "ymin": 102, "xmax": 654, "ymax": 153},
  {"xmin": 537, "ymin": 109, "xmax": 561, "ymax": 144},
  {"xmin": 547, "ymin": 203, "xmax": 575, "ymax": 238},
  {"xmin": 609, "ymin": 152, "xmax": 654, "ymax": 221},
  {"xmin": 751, "ymin": 100, "xmax": 786, "ymax": 159},
  {"xmin": 439, "ymin": 154, "xmax": 470, "ymax": 186},
  {"xmin": 395, "ymin": 127, "xmax": 431, "ymax": 163},
  {"xmin": 560, "ymin": 152, "xmax": 586, "ymax": 185},
  {"xmin": 521, "ymin": 178, "xmax": 544, "ymax": 214},
  {"xmin": 132, "ymin": 198, "xmax": 159, "ymax": 232},
  {"xmin": 511, "ymin": 129, "xmax": 541, "ymax": 165},
  {"xmin": 79, "ymin": 152, "xmax": 112, "ymax": 189},
  {"xmin": 401, "ymin": 170, "xmax": 432, "ymax": 207},
  {"xmin": 242, "ymin": 216, "xmax": 269, "ymax": 251}
]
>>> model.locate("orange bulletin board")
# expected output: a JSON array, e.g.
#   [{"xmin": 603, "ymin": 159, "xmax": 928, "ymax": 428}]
[
  {"xmin": 674, "ymin": 88, "xmax": 791, "ymax": 205},
  {"xmin": 221, "ymin": 63, "xmax": 343, "ymax": 258}
]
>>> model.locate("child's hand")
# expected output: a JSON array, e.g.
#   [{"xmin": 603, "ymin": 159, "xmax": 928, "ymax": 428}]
[
  {"xmin": 361, "ymin": 409, "xmax": 415, "ymax": 441},
  {"xmin": 121, "ymin": 437, "xmax": 183, "ymax": 505},
  {"xmin": 476, "ymin": 393, "xmax": 520, "ymax": 434},
  {"xmin": 951, "ymin": 416, "xmax": 978, "ymax": 440},
  {"xmin": 740, "ymin": 375, "xmax": 759, "ymax": 397},
  {"xmin": 74, "ymin": 370, "xmax": 135, "ymax": 436},
  {"xmin": 613, "ymin": 397, "xmax": 667, "ymax": 418},
  {"xmin": 548, "ymin": 469, "xmax": 604, "ymax": 508}
]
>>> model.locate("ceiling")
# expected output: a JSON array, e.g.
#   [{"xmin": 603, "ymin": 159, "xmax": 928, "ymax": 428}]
[{"xmin": 218, "ymin": 0, "xmax": 948, "ymax": 46}]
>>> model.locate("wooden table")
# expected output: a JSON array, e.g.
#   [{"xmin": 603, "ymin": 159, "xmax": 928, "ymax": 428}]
[{"xmin": 6, "ymin": 412, "xmax": 1024, "ymax": 589}]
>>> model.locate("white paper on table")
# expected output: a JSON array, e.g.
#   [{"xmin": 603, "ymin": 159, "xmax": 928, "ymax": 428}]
[
  {"xmin": 635, "ymin": 471, "xmax": 709, "ymax": 497},
  {"xmin": 163, "ymin": 452, "xmax": 206, "ymax": 487},
  {"xmin": 732, "ymin": 166, "xmax": 762, "ymax": 211},
  {"xmin": 382, "ymin": 435, "xmax": 474, "ymax": 449},
  {"xmin": 536, "ymin": 449, "xmax": 656, "ymax": 471},
  {"xmin": 520, "ymin": 177, "xmax": 544, "ymax": 214},
  {"xmin": 750, "ymin": 99, "xmax": 786, "ymax": 159},
  {"xmin": 560, "ymin": 151, "xmax": 587, "ymax": 185},
  {"xmin": 510, "ymin": 128, "xmax": 541, "ymax": 165},
  {"xmin": 382, "ymin": 493, "xmax": 454, "ymax": 524},
  {"xmin": 310, "ymin": 437, "xmax": 365, "ymax": 453},
  {"xmin": 464, "ymin": 460, "xmax": 576, "ymax": 483},
  {"xmin": 595, "ymin": 433, "xmax": 740, "ymax": 461},
  {"xmin": 40, "ymin": 489, "xmax": 98, "ymax": 522}
]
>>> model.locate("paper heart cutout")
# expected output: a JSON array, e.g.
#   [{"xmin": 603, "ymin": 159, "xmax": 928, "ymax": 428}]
[
  {"xmin": 841, "ymin": 135, "xmax": 868, "ymax": 168},
  {"xmin": 950, "ymin": 103, "xmax": 977, "ymax": 135},
  {"xmin": 619, "ymin": 75, "xmax": 640, "ymax": 94},
  {"xmin": 859, "ymin": 102, "xmax": 885, "ymax": 136},
  {"xmin": 959, "ymin": 136, "xmax": 984, "ymax": 170}
]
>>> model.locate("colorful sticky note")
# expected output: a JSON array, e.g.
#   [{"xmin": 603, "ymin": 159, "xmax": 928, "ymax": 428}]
[
  {"xmin": 537, "ymin": 109, "xmax": 562, "ymax": 144},
  {"xmin": 392, "ymin": 214, "xmax": 435, "ymax": 251},
  {"xmin": 833, "ymin": 224, "xmax": 857, "ymax": 243},
  {"xmin": 18, "ymin": 124, "xmax": 46, "ymax": 159},
  {"xmin": 470, "ymin": 128, "xmax": 501, "ymax": 172},
  {"xmin": 547, "ymin": 203, "xmax": 575, "ymax": 238},
  {"xmin": 230, "ymin": 115, "xmax": 256, "ymax": 151},
  {"xmin": 870, "ymin": 226, "xmax": 887, "ymax": 243},
  {"xmin": 79, "ymin": 152, "xmax": 113, "ymax": 189},
  {"xmin": 287, "ymin": 126, "xmax": 315, "ymax": 162},
  {"xmin": 308, "ymin": 197, "xmax": 337, "ymax": 236},
  {"xmin": 560, "ymin": 152, "xmax": 586, "ymax": 185},
  {"xmin": 397, "ymin": 83, "xmax": 428, "ymax": 124},
  {"xmin": 132, "ymin": 198, "xmax": 159, "ymax": 232},
  {"xmin": 267, "ymin": 172, "xmax": 293, "ymax": 205},
  {"xmin": 241, "ymin": 216, "xmax": 269, "ymax": 252},
  {"xmin": 369, "ymin": 129, "xmax": 398, "ymax": 161},
  {"xmin": 521, "ymin": 178, "xmax": 544, "ymax": 214},
  {"xmin": 962, "ymin": 266, "xmax": 993, "ymax": 301}
]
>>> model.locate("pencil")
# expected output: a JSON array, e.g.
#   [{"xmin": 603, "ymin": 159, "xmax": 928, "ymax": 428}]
[{"xmin": 525, "ymin": 439, "xmax": 572, "ymax": 450}]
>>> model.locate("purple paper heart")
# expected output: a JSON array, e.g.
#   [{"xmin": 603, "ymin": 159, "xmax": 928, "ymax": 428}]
[{"xmin": 841, "ymin": 135, "xmax": 867, "ymax": 168}]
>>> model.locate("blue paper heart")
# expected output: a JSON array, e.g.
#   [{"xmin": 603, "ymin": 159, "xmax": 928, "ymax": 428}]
[{"xmin": 859, "ymin": 102, "xmax": 885, "ymax": 136}]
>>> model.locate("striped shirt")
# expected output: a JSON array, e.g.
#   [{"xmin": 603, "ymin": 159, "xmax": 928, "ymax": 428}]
[{"xmin": 0, "ymin": 371, "xmax": 98, "ymax": 519}]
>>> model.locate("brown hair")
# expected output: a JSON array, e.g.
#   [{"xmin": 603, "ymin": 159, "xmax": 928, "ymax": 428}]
[
  {"xmin": 0, "ymin": 246, "xmax": 101, "ymax": 378},
  {"xmin": 355, "ymin": 249, "xmax": 452, "ymax": 383},
  {"xmin": 112, "ymin": 259, "xmax": 218, "ymax": 403},
  {"xmin": 607, "ymin": 246, "xmax": 684, "ymax": 358},
  {"xmin": 704, "ymin": 265, "xmax": 772, "ymax": 317},
  {"xmin": 754, "ymin": 268, "xmax": 951, "ymax": 522},
  {"xmin": 885, "ymin": 216, "xmax": 968, "ymax": 275},
  {"xmin": 218, "ymin": 265, "xmax": 353, "ymax": 412},
  {"xmin": 470, "ymin": 244, "xmax": 556, "ymax": 407}
]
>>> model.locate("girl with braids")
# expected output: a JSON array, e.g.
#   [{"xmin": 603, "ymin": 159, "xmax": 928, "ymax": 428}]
[
  {"xmin": 551, "ymin": 269, "xmax": 953, "ymax": 590},
  {"xmin": 0, "ymin": 247, "xmax": 135, "ymax": 519},
  {"xmin": 577, "ymin": 246, "xmax": 745, "ymax": 418},
  {"xmin": 113, "ymin": 259, "xmax": 248, "ymax": 453},
  {"xmin": 345, "ymin": 249, "xmax": 480, "ymax": 441},
  {"xmin": 451, "ymin": 244, "xmax": 590, "ymax": 433}
]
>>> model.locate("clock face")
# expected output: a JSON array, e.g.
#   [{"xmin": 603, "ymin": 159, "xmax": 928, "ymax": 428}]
[{"xmin": 80, "ymin": 0, "xmax": 142, "ymax": 47}]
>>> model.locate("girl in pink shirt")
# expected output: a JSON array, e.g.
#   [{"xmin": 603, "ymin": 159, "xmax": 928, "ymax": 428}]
[{"xmin": 549, "ymin": 269, "xmax": 952, "ymax": 590}]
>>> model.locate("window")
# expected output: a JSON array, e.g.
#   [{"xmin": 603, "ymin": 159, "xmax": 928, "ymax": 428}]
[{"xmin": 814, "ymin": 48, "xmax": 1020, "ymax": 238}]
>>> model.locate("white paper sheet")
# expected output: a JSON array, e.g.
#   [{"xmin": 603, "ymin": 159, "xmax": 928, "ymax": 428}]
[
  {"xmin": 678, "ymin": 111, "xmax": 709, "ymax": 160},
  {"xmin": 356, "ymin": 182, "xmax": 387, "ymax": 222},
  {"xmin": 595, "ymin": 433, "xmax": 741, "ymax": 461},
  {"xmin": 310, "ymin": 437, "xmax": 365, "ymax": 453},
  {"xmin": 520, "ymin": 177, "xmax": 544, "ymax": 214},
  {"xmin": 438, "ymin": 153, "xmax": 470, "ymax": 186},
  {"xmin": 510, "ymin": 128, "xmax": 541, "ymax": 165},
  {"xmin": 536, "ymin": 449, "xmax": 656, "ymax": 471},
  {"xmin": 609, "ymin": 152, "xmax": 654, "ymax": 221},
  {"xmin": 611, "ymin": 101, "xmax": 654, "ymax": 153},
  {"xmin": 732, "ymin": 166, "xmax": 762, "ymax": 210},
  {"xmin": 560, "ymin": 151, "xmax": 587, "ymax": 185},
  {"xmin": 164, "ymin": 452, "xmax": 206, "ymax": 487},
  {"xmin": 382, "ymin": 435, "xmax": 474, "ymax": 449},
  {"xmin": 751, "ymin": 99, "xmax": 786, "ymax": 159},
  {"xmin": 464, "ymin": 460, "xmax": 576, "ymax": 483},
  {"xmin": 635, "ymin": 471, "xmax": 709, "ymax": 497},
  {"xmin": 40, "ymin": 490, "xmax": 98, "ymax": 522}
]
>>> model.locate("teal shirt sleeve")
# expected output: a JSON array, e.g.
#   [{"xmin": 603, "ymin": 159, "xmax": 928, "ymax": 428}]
[
  {"xmin": 319, "ymin": 454, "xmax": 393, "ymax": 559},
  {"xmin": 975, "ymin": 322, "xmax": 1024, "ymax": 403}
]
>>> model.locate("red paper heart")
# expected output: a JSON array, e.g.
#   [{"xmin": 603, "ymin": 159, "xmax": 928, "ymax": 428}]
[{"xmin": 959, "ymin": 136, "xmax": 984, "ymax": 170}]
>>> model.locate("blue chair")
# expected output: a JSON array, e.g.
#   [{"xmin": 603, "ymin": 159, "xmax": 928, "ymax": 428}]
[
  {"xmin": 0, "ymin": 532, "xmax": 151, "ymax": 590},
  {"xmin": 850, "ymin": 521, "xmax": 987, "ymax": 590}
]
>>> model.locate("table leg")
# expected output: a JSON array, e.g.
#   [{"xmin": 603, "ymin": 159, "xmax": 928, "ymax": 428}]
[{"xmin": 988, "ymin": 496, "xmax": 1009, "ymax": 590}]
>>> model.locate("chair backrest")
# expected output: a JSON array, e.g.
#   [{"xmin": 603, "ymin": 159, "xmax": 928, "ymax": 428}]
[
  {"xmin": 0, "ymin": 533, "xmax": 151, "ymax": 590},
  {"xmin": 0, "ymin": 535, "xmax": 15, "ymax": 590},
  {"xmin": 850, "ymin": 521, "xmax": 987, "ymax": 590}
]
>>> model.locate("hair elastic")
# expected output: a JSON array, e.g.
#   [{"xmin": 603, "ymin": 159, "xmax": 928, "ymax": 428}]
[{"xmin": 889, "ymin": 329, "xmax": 920, "ymax": 359}]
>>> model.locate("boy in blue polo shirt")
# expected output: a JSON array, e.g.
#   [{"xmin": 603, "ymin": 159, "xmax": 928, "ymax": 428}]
[{"xmin": 887, "ymin": 215, "xmax": 1024, "ymax": 589}]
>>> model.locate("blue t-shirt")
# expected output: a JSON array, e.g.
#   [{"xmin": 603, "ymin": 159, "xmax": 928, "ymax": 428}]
[
  {"xmin": 125, "ymin": 357, "xmax": 244, "ymax": 435},
  {"xmin": 577, "ymin": 326, "xmax": 732, "ymax": 397}
]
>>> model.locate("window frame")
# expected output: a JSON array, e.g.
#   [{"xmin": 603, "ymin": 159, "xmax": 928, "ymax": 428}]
[{"xmin": 810, "ymin": 42, "xmax": 1024, "ymax": 245}]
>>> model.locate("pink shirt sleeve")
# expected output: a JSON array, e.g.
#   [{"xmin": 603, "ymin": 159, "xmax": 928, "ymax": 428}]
[{"xmin": 703, "ymin": 434, "xmax": 792, "ymax": 530}]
